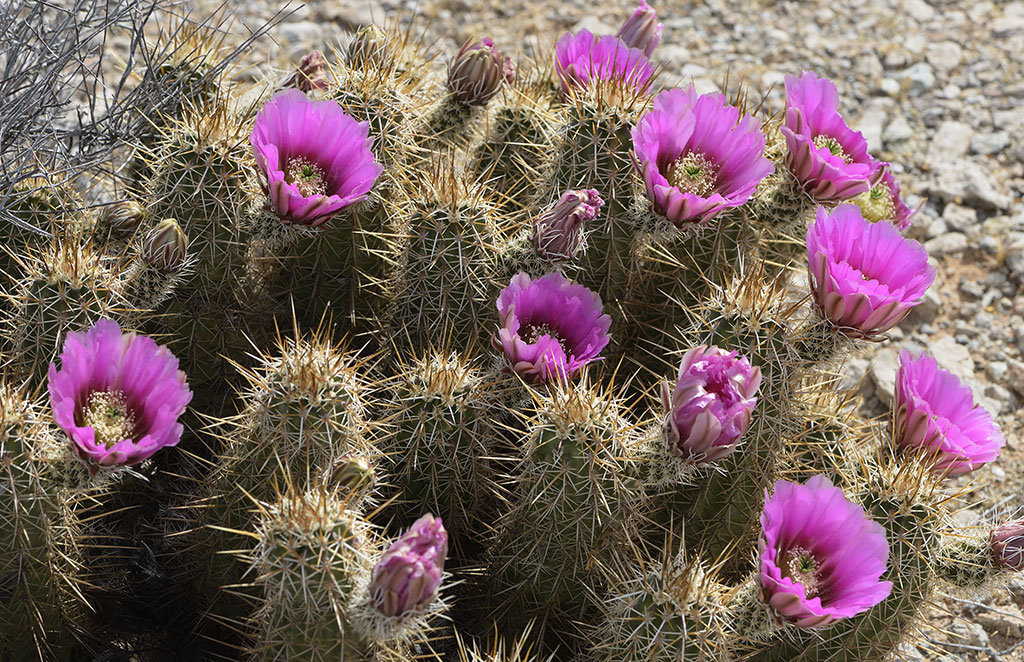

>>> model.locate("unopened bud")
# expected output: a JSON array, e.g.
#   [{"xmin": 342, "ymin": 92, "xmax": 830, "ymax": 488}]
[
  {"xmin": 143, "ymin": 219, "xmax": 187, "ymax": 273},
  {"xmin": 97, "ymin": 200, "xmax": 147, "ymax": 235},
  {"xmin": 532, "ymin": 189, "xmax": 603, "ymax": 262},
  {"xmin": 616, "ymin": 1, "xmax": 663, "ymax": 57},
  {"xmin": 369, "ymin": 514, "xmax": 447, "ymax": 620},
  {"xmin": 285, "ymin": 50, "xmax": 328, "ymax": 93},
  {"xmin": 447, "ymin": 38, "xmax": 515, "ymax": 106},
  {"xmin": 991, "ymin": 520, "xmax": 1024, "ymax": 571},
  {"xmin": 328, "ymin": 455, "xmax": 375, "ymax": 496},
  {"xmin": 347, "ymin": 25, "xmax": 389, "ymax": 68}
]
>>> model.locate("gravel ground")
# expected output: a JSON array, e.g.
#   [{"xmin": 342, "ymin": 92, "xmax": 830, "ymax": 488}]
[{"xmin": 179, "ymin": 0, "xmax": 1024, "ymax": 658}]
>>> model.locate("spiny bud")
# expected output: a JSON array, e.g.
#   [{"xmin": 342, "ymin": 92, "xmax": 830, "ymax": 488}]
[
  {"xmin": 348, "ymin": 25, "xmax": 389, "ymax": 68},
  {"xmin": 328, "ymin": 455, "xmax": 375, "ymax": 498},
  {"xmin": 143, "ymin": 219, "xmax": 188, "ymax": 273},
  {"xmin": 532, "ymin": 189, "xmax": 603, "ymax": 262},
  {"xmin": 285, "ymin": 50, "xmax": 328, "ymax": 93},
  {"xmin": 616, "ymin": 1, "xmax": 663, "ymax": 57},
  {"xmin": 369, "ymin": 514, "xmax": 447, "ymax": 620},
  {"xmin": 97, "ymin": 200, "xmax": 147, "ymax": 235},
  {"xmin": 990, "ymin": 520, "xmax": 1024, "ymax": 571},
  {"xmin": 447, "ymin": 38, "xmax": 515, "ymax": 106}
]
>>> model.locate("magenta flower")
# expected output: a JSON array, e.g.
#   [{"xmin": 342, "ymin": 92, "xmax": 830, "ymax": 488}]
[
  {"xmin": 853, "ymin": 167, "xmax": 916, "ymax": 231},
  {"xmin": 631, "ymin": 86, "xmax": 773, "ymax": 227},
  {"xmin": 759, "ymin": 476, "xmax": 892, "ymax": 628},
  {"xmin": 48, "ymin": 319, "xmax": 192, "ymax": 476},
  {"xmin": 894, "ymin": 351, "xmax": 1005, "ymax": 476},
  {"xmin": 660, "ymin": 345, "xmax": 761, "ymax": 463},
  {"xmin": 616, "ymin": 1, "xmax": 663, "ymax": 57},
  {"xmin": 369, "ymin": 514, "xmax": 447, "ymax": 620},
  {"xmin": 806, "ymin": 204, "xmax": 935, "ymax": 340},
  {"xmin": 782, "ymin": 71, "xmax": 883, "ymax": 203},
  {"xmin": 532, "ymin": 189, "xmax": 604, "ymax": 262},
  {"xmin": 493, "ymin": 272, "xmax": 611, "ymax": 383},
  {"xmin": 554, "ymin": 30, "xmax": 654, "ymax": 95},
  {"xmin": 250, "ymin": 89, "xmax": 383, "ymax": 228},
  {"xmin": 990, "ymin": 520, "xmax": 1024, "ymax": 572}
]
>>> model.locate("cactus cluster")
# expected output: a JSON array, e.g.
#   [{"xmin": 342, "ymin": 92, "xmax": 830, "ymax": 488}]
[{"xmin": 0, "ymin": 4, "xmax": 1018, "ymax": 662}]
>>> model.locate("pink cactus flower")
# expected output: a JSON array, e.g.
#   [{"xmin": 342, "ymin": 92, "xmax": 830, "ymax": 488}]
[
  {"xmin": 660, "ymin": 345, "xmax": 761, "ymax": 463},
  {"xmin": 493, "ymin": 272, "xmax": 611, "ymax": 383},
  {"xmin": 759, "ymin": 476, "xmax": 893, "ymax": 628},
  {"xmin": 895, "ymin": 351, "xmax": 1005, "ymax": 476},
  {"xmin": 554, "ymin": 29, "xmax": 654, "ymax": 95},
  {"xmin": 632, "ymin": 86, "xmax": 773, "ymax": 227},
  {"xmin": 853, "ymin": 167, "xmax": 916, "ymax": 231},
  {"xmin": 782, "ymin": 71, "xmax": 884, "ymax": 203},
  {"xmin": 532, "ymin": 189, "xmax": 604, "ymax": 262},
  {"xmin": 369, "ymin": 514, "xmax": 448, "ymax": 620},
  {"xmin": 806, "ymin": 204, "xmax": 935, "ymax": 340},
  {"xmin": 48, "ymin": 319, "xmax": 192, "ymax": 475},
  {"xmin": 250, "ymin": 89, "xmax": 383, "ymax": 227}
]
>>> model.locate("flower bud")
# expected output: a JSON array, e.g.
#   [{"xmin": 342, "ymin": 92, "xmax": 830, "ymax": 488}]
[
  {"xmin": 990, "ymin": 520, "xmax": 1024, "ymax": 571},
  {"xmin": 661, "ymin": 345, "xmax": 761, "ymax": 463},
  {"xmin": 447, "ymin": 38, "xmax": 515, "ymax": 106},
  {"xmin": 142, "ymin": 219, "xmax": 187, "ymax": 273},
  {"xmin": 285, "ymin": 50, "xmax": 328, "ymax": 93},
  {"xmin": 328, "ymin": 455, "xmax": 375, "ymax": 497},
  {"xmin": 97, "ymin": 200, "xmax": 147, "ymax": 235},
  {"xmin": 532, "ymin": 189, "xmax": 603, "ymax": 262},
  {"xmin": 347, "ymin": 25, "xmax": 389, "ymax": 68},
  {"xmin": 369, "ymin": 514, "xmax": 447, "ymax": 619},
  {"xmin": 616, "ymin": 1, "xmax": 663, "ymax": 57}
]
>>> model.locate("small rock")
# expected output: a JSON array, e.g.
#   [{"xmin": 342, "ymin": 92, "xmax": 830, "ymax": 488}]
[
  {"xmin": 902, "ymin": 0, "xmax": 936, "ymax": 21},
  {"xmin": 949, "ymin": 621, "xmax": 989, "ymax": 648},
  {"xmin": 880, "ymin": 77, "xmax": 902, "ymax": 97},
  {"xmin": 928, "ymin": 160, "xmax": 1013, "ymax": 211},
  {"xmin": 970, "ymin": 132, "xmax": 1010, "ymax": 155},
  {"xmin": 883, "ymin": 115, "xmax": 914, "ymax": 144},
  {"xmin": 320, "ymin": 0, "xmax": 385, "ymax": 29},
  {"xmin": 992, "ymin": 15, "xmax": 1024, "ymax": 37},
  {"xmin": 843, "ymin": 358, "xmax": 870, "ymax": 390},
  {"xmin": 931, "ymin": 335, "xmax": 975, "ymax": 383},
  {"xmin": 924, "ymin": 232, "xmax": 968, "ymax": 255},
  {"xmin": 988, "ymin": 360, "xmax": 1009, "ymax": 383},
  {"xmin": 926, "ymin": 121, "xmax": 974, "ymax": 165},
  {"xmin": 658, "ymin": 46, "xmax": 691, "ymax": 71},
  {"xmin": 984, "ymin": 383, "xmax": 1011, "ymax": 415},
  {"xmin": 925, "ymin": 41, "xmax": 963, "ymax": 74},
  {"xmin": 870, "ymin": 347, "xmax": 898, "ymax": 405},
  {"xmin": 906, "ymin": 288, "xmax": 941, "ymax": 325},
  {"xmin": 572, "ymin": 16, "xmax": 617, "ymax": 36},
  {"xmin": 899, "ymin": 62, "xmax": 935, "ymax": 95},
  {"xmin": 857, "ymin": 100, "xmax": 891, "ymax": 154},
  {"xmin": 942, "ymin": 202, "xmax": 978, "ymax": 229}
]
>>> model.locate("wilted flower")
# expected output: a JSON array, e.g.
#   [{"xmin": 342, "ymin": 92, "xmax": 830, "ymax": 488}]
[
  {"xmin": 284, "ymin": 50, "xmax": 329, "ymax": 93},
  {"xmin": 447, "ymin": 38, "xmax": 515, "ymax": 106},
  {"xmin": 759, "ymin": 476, "xmax": 892, "ymax": 628},
  {"xmin": 616, "ymin": 1, "xmax": 663, "ymax": 57},
  {"xmin": 554, "ymin": 29, "xmax": 654, "ymax": 95},
  {"xmin": 851, "ymin": 168, "xmax": 916, "ymax": 231},
  {"xmin": 782, "ymin": 71, "xmax": 883, "ymax": 203},
  {"xmin": 532, "ymin": 189, "xmax": 603, "ymax": 262},
  {"xmin": 660, "ymin": 345, "xmax": 761, "ymax": 463},
  {"xmin": 250, "ymin": 89, "xmax": 383, "ymax": 227},
  {"xmin": 806, "ymin": 204, "xmax": 935, "ymax": 339},
  {"xmin": 632, "ymin": 86, "xmax": 773, "ymax": 227},
  {"xmin": 142, "ymin": 219, "xmax": 188, "ymax": 273},
  {"xmin": 493, "ymin": 272, "xmax": 611, "ymax": 383},
  {"xmin": 48, "ymin": 319, "xmax": 192, "ymax": 475},
  {"xmin": 990, "ymin": 520, "xmax": 1024, "ymax": 572},
  {"xmin": 894, "ymin": 351, "xmax": 1005, "ymax": 476},
  {"xmin": 369, "ymin": 514, "xmax": 447, "ymax": 619}
]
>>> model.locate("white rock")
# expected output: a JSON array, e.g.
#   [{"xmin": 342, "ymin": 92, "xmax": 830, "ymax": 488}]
[
  {"xmin": 970, "ymin": 132, "xmax": 1010, "ymax": 155},
  {"xmin": 942, "ymin": 202, "xmax": 978, "ymax": 229},
  {"xmin": 870, "ymin": 347, "xmax": 899, "ymax": 405},
  {"xmin": 924, "ymin": 232, "xmax": 968, "ymax": 255},
  {"xmin": 883, "ymin": 115, "xmax": 914, "ymax": 144},
  {"xmin": 925, "ymin": 41, "xmax": 963, "ymax": 73},
  {"xmin": 899, "ymin": 62, "xmax": 935, "ymax": 95},
  {"xmin": 572, "ymin": 17, "xmax": 617, "ymax": 36},
  {"xmin": 902, "ymin": 0, "xmax": 936, "ymax": 22},
  {"xmin": 928, "ymin": 160, "xmax": 1013, "ymax": 211},
  {"xmin": 926, "ymin": 121, "xmax": 974, "ymax": 165}
]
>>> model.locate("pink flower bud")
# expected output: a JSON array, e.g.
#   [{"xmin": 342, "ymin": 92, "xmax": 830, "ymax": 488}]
[
  {"xmin": 369, "ymin": 514, "xmax": 447, "ymax": 619},
  {"xmin": 616, "ymin": 1, "xmax": 663, "ymax": 57},
  {"xmin": 285, "ymin": 50, "xmax": 328, "ymax": 93},
  {"xmin": 532, "ymin": 189, "xmax": 603, "ymax": 262},
  {"xmin": 447, "ymin": 38, "xmax": 515, "ymax": 106},
  {"xmin": 142, "ymin": 219, "xmax": 188, "ymax": 273},
  {"xmin": 990, "ymin": 520, "xmax": 1024, "ymax": 571}
]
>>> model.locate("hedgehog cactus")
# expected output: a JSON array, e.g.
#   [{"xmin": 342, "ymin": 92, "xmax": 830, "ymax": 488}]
[{"xmin": 0, "ymin": 6, "xmax": 1019, "ymax": 662}]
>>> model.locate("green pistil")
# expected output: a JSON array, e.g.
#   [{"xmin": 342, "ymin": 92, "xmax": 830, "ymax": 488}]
[
  {"xmin": 285, "ymin": 156, "xmax": 328, "ymax": 197},
  {"xmin": 812, "ymin": 134, "xmax": 852, "ymax": 163},
  {"xmin": 779, "ymin": 546, "xmax": 821, "ymax": 599},
  {"xmin": 666, "ymin": 151, "xmax": 719, "ymax": 197},
  {"xmin": 84, "ymin": 390, "xmax": 136, "ymax": 449},
  {"xmin": 853, "ymin": 182, "xmax": 896, "ymax": 223}
]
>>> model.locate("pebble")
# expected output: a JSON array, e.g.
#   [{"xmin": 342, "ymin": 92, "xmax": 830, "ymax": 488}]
[
  {"xmin": 970, "ymin": 131, "xmax": 1010, "ymax": 155},
  {"xmin": 899, "ymin": 61, "xmax": 935, "ymax": 95},
  {"xmin": 942, "ymin": 202, "xmax": 978, "ymax": 229},
  {"xmin": 925, "ymin": 41, "xmax": 963, "ymax": 74},
  {"xmin": 928, "ymin": 160, "xmax": 1013, "ymax": 211},
  {"xmin": 883, "ymin": 115, "xmax": 913, "ymax": 144},
  {"xmin": 870, "ymin": 347, "xmax": 898, "ymax": 405},
  {"xmin": 924, "ymin": 232, "xmax": 968, "ymax": 255},
  {"xmin": 926, "ymin": 121, "xmax": 974, "ymax": 165}
]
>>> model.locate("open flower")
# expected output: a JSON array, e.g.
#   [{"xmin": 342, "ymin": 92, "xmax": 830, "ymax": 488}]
[
  {"xmin": 493, "ymin": 272, "xmax": 611, "ymax": 383},
  {"xmin": 369, "ymin": 514, "xmax": 447, "ymax": 620},
  {"xmin": 616, "ymin": 1, "xmax": 663, "ymax": 57},
  {"xmin": 851, "ymin": 167, "xmax": 916, "ymax": 231},
  {"xmin": 759, "ymin": 476, "xmax": 892, "ymax": 628},
  {"xmin": 554, "ymin": 30, "xmax": 654, "ymax": 95},
  {"xmin": 782, "ymin": 71, "xmax": 883, "ymax": 203},
  {"xmin": 806, "ymin": 204, "xmax": 934, "ymax": 339},
  {"xmin": 250, "ymin": 89, "xmax": 383, "ymax": 227},
  {"xmin": 632, "ymin": 86, "xmax": 772, "ymax": 227},
  {"xmin": 48, "ymin": 319, "xmax": 192, "ymax": 475},
  {"xmin": 895, "ymin": 351, "xmax": 1005, "ymax": 476},
  {"xmin": 660, "ymin": 345, "xmax": 761, "ymax": 463}
]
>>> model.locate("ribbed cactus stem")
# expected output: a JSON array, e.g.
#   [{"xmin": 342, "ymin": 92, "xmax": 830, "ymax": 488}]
[
  {"xmin": 749, "ymin": 128, "xmax": 816, "ymax": 272},
  {"xmin": 791, "ymin": 312, "xmax": 854, "ymax": 368},
  {"xmin": 119, "ymin": 218, "xmax": 190, "ymax": 319},
  {"xmin": 725, "ymin": 577, "xmax": 785, "ymax": 644},
  {"xmin": 934, "ymin": 534, "xmax": 999, "ymax": 590}
]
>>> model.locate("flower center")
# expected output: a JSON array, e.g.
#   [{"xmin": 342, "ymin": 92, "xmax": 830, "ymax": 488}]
[
  {"xmin": 84, "ymin": 390, "xmax": 136, "ymax": 449},
  {"xmin": 522, "ymin": 322, "xmax": 569, "ymax": 355},
  {"xmin": 666, "ymin": 151, "xmax": 718, "ymax": 197},
  {"xmin": 779, "ymin": 546, "xmax": 821, "ymax": 599},
  {"xmin": 286, "ymin": 156, "xmax": 328, "ymax": 197},
  {"xmin": 812, "ymin": 135, "xmax": 852, "ymax": 163},
  {"xmin": 853, "ymin": 182, "xmax": 896, "ymax": 224}
]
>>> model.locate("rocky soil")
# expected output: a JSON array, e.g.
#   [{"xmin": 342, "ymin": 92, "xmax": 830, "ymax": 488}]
[{"xmin": 171, "ymin": 0, "xmax": 1024, "ymax": 658}]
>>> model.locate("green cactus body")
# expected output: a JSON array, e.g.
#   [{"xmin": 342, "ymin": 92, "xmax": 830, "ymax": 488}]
[
  {"xmin": 0, "ymin": 386, "xmax": 81, "ymax": 661},
  {"xmin": 934, "ymin": 532, "xmax": 999, "ymax": 591},
  {"xmin": 486, "ymin": 379, "xmax": 638, "ymax": 647},
  {"xmin": 2, "ymin": 178, "xmax": 85, "ymax": 278},
  {"xmin": 382, "ymin": 352, "xmax": 502, "ymax": 552}
]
